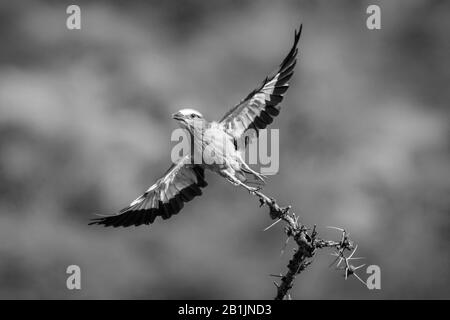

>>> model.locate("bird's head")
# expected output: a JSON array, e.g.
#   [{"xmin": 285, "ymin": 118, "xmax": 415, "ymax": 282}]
[{"xmin": 172, "ymin": 108, "xmax": 204, "ymax": 130}]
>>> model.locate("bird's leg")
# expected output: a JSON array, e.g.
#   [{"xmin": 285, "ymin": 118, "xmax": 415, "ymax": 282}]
[
  {"xmin": 237, "ymin": 155, "xmax": 266, "ymax": 183},
  {"xmin": 244, "ymin": 163, "xmax": 266, "ymax": 183},
  {"xmin": 240, "ymin": 181, "xmax": 261, "ymax": 193},
  {"xmin": 223, "ymin": 171, "xmax": 260, "ymax": 193}
]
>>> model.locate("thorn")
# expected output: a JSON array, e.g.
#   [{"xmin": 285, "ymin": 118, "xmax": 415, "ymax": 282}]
[
  {"xmin": 328, "ymin": 254, "xmax": 343, "ymax": 268},
  {"xmin": 326, "ymin": 226, "xmax": 345, "ymax": 232},
  {"xmin": 263, "ymin": 218, "xmax": 282, "ymax": 231},
  {"xmin": 353, "ymin": 273, "xmax": 367, "ymax": 286},
  {"xmin": 348, "ymin": 257, "xmax": 365, "ymax": 261},
  {"xmin": 353, "ymin": 264, "xmax": 366, "ymax": 271},
  {"xmin": 273, "ymin": 281, "xmax": 279, "ymax": 288},
  {"xmin": 270, "ymin": 274, "xmax": 283, "ymax": 278},
  {"xmin": 348, "ymin": 245, "xmax": 358, "ymax": 259}
]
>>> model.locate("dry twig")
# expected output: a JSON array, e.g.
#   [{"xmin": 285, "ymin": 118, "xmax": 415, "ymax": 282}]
[{"xmin": 250, "ymin": 189, "xmax": 364, "ymax": 300}]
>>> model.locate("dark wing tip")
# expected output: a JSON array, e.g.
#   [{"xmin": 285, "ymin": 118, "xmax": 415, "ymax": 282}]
[
  {"xmin": 279, "ymin": 23, "xmax": 302, "ymax": 70},
  {"xmin": 293, "ymin": 23, "xmax": 303, "ymax": 46},
  {"xmin": 88, "ymin": 216, "xmax": 115, "ymax": 227},
  {"xmin": 88, "ymin": 214, "xmax": 112, "ymax": 226},
  {"xmin": 296, "ymin": 23, "xmax": 303, "ymax": 40},
  {"xmin": 88, "ymin": 209, "xmax": 159, "ymax": 228}
]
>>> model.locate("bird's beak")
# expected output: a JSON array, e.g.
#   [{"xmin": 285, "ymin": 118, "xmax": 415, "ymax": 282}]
[{"xmin": 172, "ymin": 112, "xmax": 183, "ymax": 121}]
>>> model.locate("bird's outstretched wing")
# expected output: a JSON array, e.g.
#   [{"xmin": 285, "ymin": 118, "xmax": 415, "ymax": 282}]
[
  {"xmin": 220, "ymin": 24, "xmax": 302, "ymax": 145},
  {"xmin": 89, "ymin": 156, "xmax": 207, "ymax": 227}
]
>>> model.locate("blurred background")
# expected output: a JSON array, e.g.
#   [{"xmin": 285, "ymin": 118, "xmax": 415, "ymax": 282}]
[{"xmin": 0, "ymin": 0, "xmax": 449, "ymax": 299}]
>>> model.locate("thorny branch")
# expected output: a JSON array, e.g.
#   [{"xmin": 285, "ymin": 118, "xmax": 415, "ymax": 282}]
[{"xmin": 251, "ymin": 189, "xmax": 366, "ymax": 300}]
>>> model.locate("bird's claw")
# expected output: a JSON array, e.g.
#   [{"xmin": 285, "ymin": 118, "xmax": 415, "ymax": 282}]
[{"xmin": 247, "ymin": 186, "xmax": 261, "ymax": 194}]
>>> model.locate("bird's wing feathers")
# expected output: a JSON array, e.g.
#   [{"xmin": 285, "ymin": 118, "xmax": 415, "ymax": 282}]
[
  {"xmin": 90, "ymin": 25, "xmax": 301, "ymax": 228},
  {"xmin": 89, "ymin": 155, "xmax": 207, "ymax": 227},
  {"xmin": 220, "ymin": 24, "xmax": 302, "ymax": 145}
]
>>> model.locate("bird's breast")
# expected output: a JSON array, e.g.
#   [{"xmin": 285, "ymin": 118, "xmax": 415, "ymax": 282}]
[{"xmin": 192, "ymin": 125, "xmax": 237, "ymax": 168}]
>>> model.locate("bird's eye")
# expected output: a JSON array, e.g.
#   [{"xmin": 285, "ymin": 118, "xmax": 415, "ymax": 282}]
[{"xmin": 190, "ymin": 114, "xmax": 196, "ymax": 118}]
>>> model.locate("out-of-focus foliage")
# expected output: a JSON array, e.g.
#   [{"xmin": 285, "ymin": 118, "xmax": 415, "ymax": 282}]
[{"xmin": 0, "ymin": 0, "xmax": 449, "ymax": 299}]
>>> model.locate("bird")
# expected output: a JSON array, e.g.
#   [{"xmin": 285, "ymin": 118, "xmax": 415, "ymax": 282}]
[{"xmin": 89, "ymin": 24, "xmax": 302, "ymax": 228}]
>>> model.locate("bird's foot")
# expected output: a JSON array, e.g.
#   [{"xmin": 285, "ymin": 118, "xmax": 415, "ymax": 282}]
[{"xmin": 246, "ymin": 185, "xmax": 262, "ymax": 194}]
